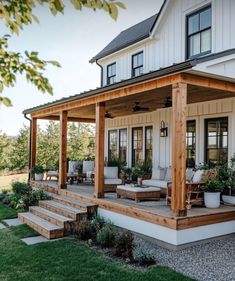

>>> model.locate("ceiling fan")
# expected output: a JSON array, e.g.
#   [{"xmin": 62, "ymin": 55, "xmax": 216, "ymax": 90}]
[
  {"xmin": 155, "ymin": 97, "xmax": 172, "ymax": 108},
  {"xmin": 105, "ymin": 111, "xmax": 114, "ymax": 119},
  {"xmin": 132, "ymin": 102, "xmax": 149, "ymax": 112}
]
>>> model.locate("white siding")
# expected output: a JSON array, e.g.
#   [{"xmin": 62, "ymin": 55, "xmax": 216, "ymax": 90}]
[
  {"xmin": 105, "ymin": 97, "xmax": 235, "ymax": 169},
  {"xmin": 99, "ymin": 0, "xmax": 235, "ymax": 85}
]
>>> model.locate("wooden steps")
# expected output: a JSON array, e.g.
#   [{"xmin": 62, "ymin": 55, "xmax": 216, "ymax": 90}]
[
  {"xmin": 18, "ymin": 194, "xmax": 97, "ymax": 240},
  {"xmin": 18, "ymin": 212, "xmax": 64, "ymax": 239}
]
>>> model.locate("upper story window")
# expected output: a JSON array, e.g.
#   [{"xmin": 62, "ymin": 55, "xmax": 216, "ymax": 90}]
[
  {"xmin": 132, "ymin": 51, "xmax": 143, "ymax": 77},
  {"xmin": 187, "ymin": 5, "xmax": 211, "ymax": 58},
  {"xmin": 107, "ymin": 63, "xmax": 116, "ymax": 85}
]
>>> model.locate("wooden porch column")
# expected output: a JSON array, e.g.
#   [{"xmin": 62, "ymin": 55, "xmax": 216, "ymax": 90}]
[
  {"xmin": 94, "ymin": 102, "xmax": 105, "ymax": 198},
  {"xmin": 59, "ymin": 111, "xmax": 68, "ymax": 189},
  {"xmin": 30, "ymin": 118, "xmax": 37, "ymax": 180},
  {"xmin": 171, "ymin": 83, "xmax": 187, "ymax": 217}
]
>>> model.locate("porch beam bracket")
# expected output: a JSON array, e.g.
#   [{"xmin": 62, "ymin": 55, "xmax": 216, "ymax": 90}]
[
  {"xmin": 94, "ymin": 102, "xmax": 105, "ymax": 198},
  {"xmin": 171, "ymin": 82, "xmax": 187, "ymax": 217},
  {"xmin": 59, "ymin": 110, "xmax": 68, "ymax": 189}
]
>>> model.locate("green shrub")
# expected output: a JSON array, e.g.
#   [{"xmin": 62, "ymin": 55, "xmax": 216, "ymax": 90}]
[
  {"xmin": 12, "ymin": 182, "xmax": 32, "ymax": 198},
  {"xmin": 114, "ymin": 231, "xmax": 134, "ymax": 260},
  {"xmin": 96, "ymin": 225, "xmax": 115, "ymax": 248},
  {"xmin": 134, "ymin": 248, "xmax": 156, "ymax": 266},
  {"xmin": 90, "ymin": 215, "xmax": 107, "ymax": 233},
  {"xmin": 75, "ymin": 221, "xmax": 96, "ymax": 241}
]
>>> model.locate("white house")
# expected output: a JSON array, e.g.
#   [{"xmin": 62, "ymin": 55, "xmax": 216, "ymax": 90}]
[{"xmin": 23, "ymin": 0, "xmax": 235, "ymax": 246}]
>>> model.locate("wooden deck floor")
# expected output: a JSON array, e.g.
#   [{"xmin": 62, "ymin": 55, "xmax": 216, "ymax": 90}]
[{"xmin": 31, "ymin": 180, "xmax": 235, "ymax": 231}]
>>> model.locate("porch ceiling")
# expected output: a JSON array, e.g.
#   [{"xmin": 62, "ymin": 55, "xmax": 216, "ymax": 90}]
[{"xmin": 43, "ymin": 83, "xmax": 235, "ymax": 121}]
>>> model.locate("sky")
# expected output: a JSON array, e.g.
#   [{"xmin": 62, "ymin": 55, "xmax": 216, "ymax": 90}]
[{"xmin": 0, "ymin": 0, "xmax": 164, "ymax": 136}]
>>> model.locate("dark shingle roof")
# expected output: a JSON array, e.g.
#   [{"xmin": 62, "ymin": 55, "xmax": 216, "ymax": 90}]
[{"xmin": 89, "ymin": 14, "xmax": 158, "ymax": 63}]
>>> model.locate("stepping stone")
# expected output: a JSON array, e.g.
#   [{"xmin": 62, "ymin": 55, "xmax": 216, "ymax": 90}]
[
  {"xmin": 0, "ymin": 223, "xmax": 6, "ymax": 230},
  {"xmin": 3, "ymin": 218, "xmax": 24, "ymax": 227},
  {"xmin": 21, "ymin": 235, "xmax": 49, "ymax": 245}
]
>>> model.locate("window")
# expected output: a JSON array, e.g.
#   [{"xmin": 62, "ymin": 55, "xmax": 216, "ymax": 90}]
[
  {"xmin": 119, "ymin": 129, "xmax": 127, "ymax": 163},
  {"xmin": 186, "ymin": 120, "xmax": 196, "ymax": 167},
  {"xmin": 132, "ymin": 51, "xmax": 143, "ymax": 77},
  {"xmin": 187, "ymin": 5, "xmax": 211, "ymax": 58},
  {"xmin": 108, "ymin": 130, "xmax": 118, "ymax": 161},
  {"xmin": 145, "ymin": 126, "xmax": 153, "ymax": 166},
  {"xmin": 205, "ymin": 117, "xmax": 228, "ymax": 167},
  {"xmin": 107, "ymin": 63, "xmax": 116, "ymax": 85},
  {"xmin": 132, "ymin": 127, "xmax": 143, "ymax": 166}
]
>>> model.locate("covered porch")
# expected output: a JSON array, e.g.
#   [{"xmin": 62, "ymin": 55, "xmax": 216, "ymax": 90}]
[{"xmin": 25, "ymin": 69, "xmax": 235, "ymax": 219}]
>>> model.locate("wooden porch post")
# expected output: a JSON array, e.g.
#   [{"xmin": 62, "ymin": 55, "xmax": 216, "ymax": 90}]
[
  {"xmin": 59, "ymin": 111, "xmax": 68, "ymax": 189},
  {"xmin": 30, "ymin": 118, "xmax": 37, "ymax": 180},
  {"xmin": 171, "ymin": 82, "xmax": 187, "ymax": 217},
  {"xmin": 94, "ymin": 102, "xmax": 105, "ymax": 198}
]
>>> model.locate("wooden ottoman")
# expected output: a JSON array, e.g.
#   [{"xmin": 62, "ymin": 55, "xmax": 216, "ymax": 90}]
[{"xmin": 116, "ymin": 185, "xmax": 161, "ymax": 202}]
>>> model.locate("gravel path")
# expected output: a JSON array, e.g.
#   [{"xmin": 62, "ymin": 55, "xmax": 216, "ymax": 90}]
[{"xmin": 134, "ymin": 234, "xmax": 235, "ymax": 281}]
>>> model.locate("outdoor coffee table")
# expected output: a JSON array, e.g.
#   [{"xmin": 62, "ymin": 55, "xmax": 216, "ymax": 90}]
[{"xmin": 116, "ymin": 185, "xmax": 161, "ymax": 202}]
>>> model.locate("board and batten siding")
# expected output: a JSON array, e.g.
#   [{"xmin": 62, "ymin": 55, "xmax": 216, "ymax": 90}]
[
  {"xmin": 99, "ymin": 0, "xmax": 235, "ymax": 86},
  {"xmin": 105, "ymin": 97, "xmax": 235, "ymax": 169}
]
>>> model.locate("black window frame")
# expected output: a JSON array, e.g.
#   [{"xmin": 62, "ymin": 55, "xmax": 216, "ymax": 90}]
[
  {"xmin": 132, "ymin": 127, "xmax": 143, "ymax": 167},
  {"xmin": 119, "ymin": 128, "xmax": 127, "ymax": 163},
  {"xmin": 108, "ymin": 129, "xmax": 118, "ymax": 161},
  {"xmin": 132, "ymin": 51, "xmax": 143, "ymax": 78},
  {"xmin": 186, "ymin": 120, "xmax": 196, "ymax": 168},
  {"xmin": 145, "ymin": 126, "xmax": 153, "ymax": 166},
  {"xmin": 107, "ymin": 62, "xmax": 116, "ymax": 85},
  {"xmin": 186, "ymin": 5, "xmax": 212, "ymax": 59},
  {"xmin": 205, "ymin": 117, "xmax": 228, "ymax": 167}
]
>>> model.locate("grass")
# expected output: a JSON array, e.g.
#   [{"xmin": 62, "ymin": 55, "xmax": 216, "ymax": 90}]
[
  {"xmin": 0, "ymin": 204, "xmax": 195, "ymax": 281},
  {"xmin": 0, "ymin": 173, "xmax": 28, "ymax": 191},
  {"xmin": 0, "ymin": 203, "xmax": 17, "ymax": 221}
]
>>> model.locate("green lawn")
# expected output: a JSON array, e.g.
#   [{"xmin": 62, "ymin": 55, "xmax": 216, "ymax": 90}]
[
  {"xmin": 0, "ymin": 173, "xmax": 28, "ymax": 191},
  {"xmin": 0, "ymin": 204, "xmax": 194, "ymax": 281}
]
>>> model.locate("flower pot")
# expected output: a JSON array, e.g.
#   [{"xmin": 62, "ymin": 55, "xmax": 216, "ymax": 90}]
[
  {"xmin": 137, "ymin": 177, "xmax": 142, "ymax": 186},
  {"xmin": 204, "ymin": 192, "xmax": 221, "ymax": 208},
  {"xmin": 222, "ymin": 195, "xmax": 235, "ymax": 205},
  {"xmin": 35, "ymin": 173, "xmax": 44, "ymax": 181}
]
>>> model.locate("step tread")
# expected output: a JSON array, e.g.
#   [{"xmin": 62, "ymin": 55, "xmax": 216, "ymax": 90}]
[
  {"xmin": 52, "ymin": 194, "xmax": 97, "ymax": 207},
  {"xmin": 30, "ymin": 206, "xmax": 74, "ymax": 222},
  {"xmin": 19, "ymin": 212, "xmax": 63, "ymax": 231},
  {"xmin": 41, "ymin": 200, "xmax": 87, "ymax": 214}
]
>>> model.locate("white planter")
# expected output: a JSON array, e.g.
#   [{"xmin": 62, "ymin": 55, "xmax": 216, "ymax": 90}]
[
  {"xmin": 137, "ymin": 177, "xmax": 142, "ymax": 186},
  {"xmin": 204, "ymin": 192, "xmax": 221, "ymax": 208},
  {"xmin": 222, "ymin": 195, "xmax": 235, "ymax": 205},
  {"xmin": 35, "ymin": 173, "xmax": 44, "ymax": 181}
]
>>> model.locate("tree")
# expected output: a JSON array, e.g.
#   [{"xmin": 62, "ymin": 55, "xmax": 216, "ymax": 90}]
[
  {"xmin": 0, "ymin": 131, "xmax": 14, "ymax": 171},
  {"xmin": 0, "ymin": 0, "xmax": 125, "ymax": 107}
]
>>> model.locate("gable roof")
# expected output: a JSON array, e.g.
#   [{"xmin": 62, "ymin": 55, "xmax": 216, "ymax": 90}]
[{"xmin": 89, "ymin": 13, "xmax": 158, "ymax": 63}]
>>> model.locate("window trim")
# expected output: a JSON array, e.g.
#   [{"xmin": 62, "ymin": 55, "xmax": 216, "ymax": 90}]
[
  {"xmin": 131, "ymin": 51, "xmax": 144, "ymax": 78},
  {"xmin": 107, "ymin": 62, "xmax": 116, "ymax": 85},
  {"xmin": 186, "ymin": 4, "xmax": 212, "ymax": 59}
]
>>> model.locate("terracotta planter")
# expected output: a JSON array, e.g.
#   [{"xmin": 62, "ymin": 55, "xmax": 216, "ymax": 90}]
[{"xmin": 204, "ymin": 192, "xmax": 221, "ymax": 208}]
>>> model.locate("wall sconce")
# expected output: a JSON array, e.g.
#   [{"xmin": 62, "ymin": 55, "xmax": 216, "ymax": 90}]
[{"xmin": 160, "ymin": 120, "xmax": 168, "ymax": 137}]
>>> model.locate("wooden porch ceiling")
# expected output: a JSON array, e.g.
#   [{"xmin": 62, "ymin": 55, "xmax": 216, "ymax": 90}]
[{"xmin": 34, "ymin": 73, "xmax": 235, "ymax": 121}]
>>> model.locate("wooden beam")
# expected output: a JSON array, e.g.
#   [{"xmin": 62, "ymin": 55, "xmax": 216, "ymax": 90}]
[
  {"xmin": 30, "ymin": 118, "xmax": 37, "ymax": 179},
  {"xmin": 181, "ymin": 73, "xmax": 235, "ymax": 93},
  {"xmin": 59, "ymin": 111, "xmax": 68, "ymax": 189},
  {"xmin": 94, "ymin": 102, "xmax": 105, "ymax": 198},
  {"xmin": 171, "ymin": 83, "xmax": 187, "ymax": 217},
  {"xmin": 31, "ymin": 74, "xmax": 182, "ymax": 118},
  {"xmin": 39, "ymin": 116, "xmax": 95, "ymax": 123}
]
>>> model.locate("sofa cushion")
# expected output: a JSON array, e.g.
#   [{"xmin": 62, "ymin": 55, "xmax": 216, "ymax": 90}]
[
  {"xmin": 152, "ymin": 167, "xmax": 166, "ymax": 180},
  {"xmin": 192, "ymin": 170, "xmax": 204, "ymax": 183},
  {"xmin": 186, "ymin": 168, "xmax": 195, "ymax": 182},
  {"xmin": 68, "ymin": 161, "xmax": 79, "ymax": 173},
  {"xmin": 164, "ymin": 167, "xmax": 172, "ymax": 182},
  {"xmin": 142, "ymin": 179, "xmax": 168, "ymax": 189},
  {"xmin": 105, "ymin": 178, "xmax": 122, "ymax": 185},
  {"xmin": 104, "ymin": 166, "xmax": 118, "ymax": 179}
]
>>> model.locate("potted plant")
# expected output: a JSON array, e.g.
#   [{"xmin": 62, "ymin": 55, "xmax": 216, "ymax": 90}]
[
  {"xmin": 132, "ymin": 162, "xmax": 151, "ymax": 186},
  {"xmin": 201, "ymin": 179, "xmax": 224, "ymax": 208},
  {"xmin": 32, "ymin": 165, "xmax": 45, "ymax": 181},
  {"xmin": 221, "ymin": 154, "xmax": 235, "ymax": 205},
  {"xmin": 123, "ymin": 167, "xmax": 132, "ymax": 184}
]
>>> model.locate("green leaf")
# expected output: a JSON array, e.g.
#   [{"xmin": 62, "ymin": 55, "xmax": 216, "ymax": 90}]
[
  {"xmin": 115, "ymin": 2, "xmax": 126, "ymax": 10},
  {"xmin": 48, "ymin": 60, "xmax": 61, "ymax": 67},
  {"xmin": 2, "ymin": 97, "xmax": 12, "ymax": 107}
]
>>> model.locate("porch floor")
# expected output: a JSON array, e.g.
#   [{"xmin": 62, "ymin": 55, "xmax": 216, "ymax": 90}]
[{"xmin": 32, "ymin": 180, "xmax": 235, "ymax": 231}]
